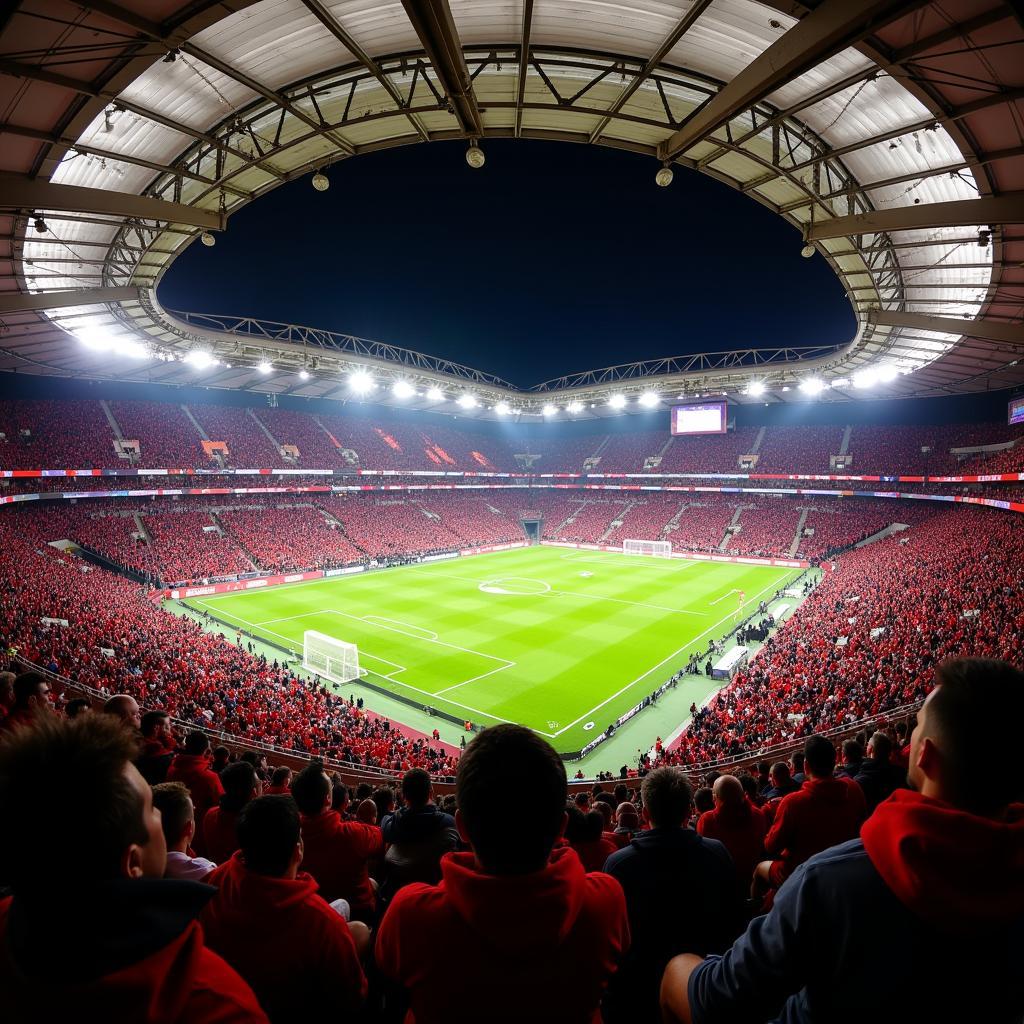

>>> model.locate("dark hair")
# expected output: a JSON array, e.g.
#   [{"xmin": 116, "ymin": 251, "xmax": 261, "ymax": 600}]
[
  {"xmin": 65, "ymin": 698, "xmax": 90, "ymax": 719},
  {"xmin": 330, "ymin": 775, "xmax": 350, "ymax": 811},
  {"xmin": 12, "ymin": 672, "xmax": 46, "ymax": 707},
  {"xmin": 140, "ymin": 710, "xmax": 169, "ymax": 737},
  {"xmin": 693, "ymin": 786, "xmax": 714, "ymax": 814},
  {"xmin": 565, "ymin": 805, "xmax": 604, "ymax": 844},
  {"xmin": 0, "ymin": 714, "xmax": 146, "ymax": 887},
  {"xmin": 927, "ymin": 659, "xmax": 1024, "ymax": 813},
  {"xmin": 868, "ymin": 731, "xmax": 892, "ymax": 762},
  {"xmin": 770, "ymin": 761, "xmax": 791, "ymax": 782},
  {"xmin": 184, "ymin": 729, "xmax": 210, "ymax": 755},
  {"xmin": 238, "ymin": 796, "xmax": 301, "ymax": 876},
  {"xmin": 270, "ymin": 766, "xmax": 292, "ymax": 787},
  {"xmin": 791, "ymin": 752, "xmax": 805, "ymax": 772},
  {"xmin": 355, "ymin": 782, "xmax": 372, "ymax": 801},
  {"xmin": 292, "ymin": 762, "xmax": 331, "ymax": 816},
  {"xmin": 641, "ymin": 767, "xmax": 693, "ymax": 827},
  {"xmin": 220, "ymin": 761, "xmax": 258, "ymax": 813},
  {"xmin": 152, "ymin": 781, "xmax": 193, "ymax": 846},
  {"xmin": 804, "ymin": 735, "xmax": 837, "ymax": 777},
  {"xmin": 842, "ymin": 739, "xmax": 864, "ymax": 763},
  {"xmin": 402, "ymin": 767, "xmax": 432, "ymax": 807},
  {"xmin": 738, "ymin": 773, "xmax": 759, "ymax": 801},
  {"xmin": 456, "ymin": 725, "xmax": 566, "ymax": 874},
  {"xmin": 372, "ymin": 786, "xmax": 395, "ymax": 819}
]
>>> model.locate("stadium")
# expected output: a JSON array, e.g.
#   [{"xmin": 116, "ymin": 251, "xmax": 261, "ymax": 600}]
[{"xmin": 1, "ymin": 0, "xmax": 1023, "ymax": 1021}]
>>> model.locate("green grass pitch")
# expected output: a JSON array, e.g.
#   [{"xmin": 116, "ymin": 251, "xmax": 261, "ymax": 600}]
[{"xmin": 182, "ymin": 547, "xmax": 800, "ymax": 754}]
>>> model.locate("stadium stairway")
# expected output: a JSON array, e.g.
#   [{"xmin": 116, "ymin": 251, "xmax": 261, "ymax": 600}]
[
  {"xmin": 210, "ymin": 511, "xmax": 263, "ymax": 572},
  {"xmin": 99, "ymin": 399, "xmax": 124, "ymax": 441},
  {"xmin": 788, "ymin": 508, "xmax": 810, "ymax": 557},
  {"xmin": 249, "ymin": 408, "xmax": 282, "ymax": 453},
  {"xmin": 719, "ymin": 506, "xmax": 745, "ymax": 551},
  {"xmin": 182, "ymin": 405, "xmax": 210, "ymax": 440}
]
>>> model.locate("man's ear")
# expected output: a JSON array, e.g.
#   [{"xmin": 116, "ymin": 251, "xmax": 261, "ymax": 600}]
[
  {"xmin": 185, "ymin": 816, "xmax": 195, "ymax": 842},
  {"xmin": 556, "ymin": 810, "xmax": 568, "ymax": 839},
  {"xmin": 916, "ymin": 735, "xmax": 941, "ymax": 782},
  {"xmin": 122, "ymin": 843, "xmax": 146, "ymax": 880}
]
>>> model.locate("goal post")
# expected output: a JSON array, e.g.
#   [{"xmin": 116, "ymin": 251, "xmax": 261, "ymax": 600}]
[
  {"xmin": 622, "ymin": 538, "xmax": 672, "ymax": 558},
  {"xmin": 302, "ymin": 630, "xmax": 362, "ymax": 684}
]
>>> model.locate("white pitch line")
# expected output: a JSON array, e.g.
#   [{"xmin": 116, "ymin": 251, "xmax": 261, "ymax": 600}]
[
  {"xmin": 434, "ymin": 659, "xmax": 519, "ymax": 695},
  {"xmin": 708, "ymin": 588, "xmax": 741, "ymax": 606},
  {"xmin": 550, "ymin": 570, "xmax": 796, "ymax": 737},
  {"xmin": 548, "ymin": 587, "xmax": 707, "ymax": 617}
]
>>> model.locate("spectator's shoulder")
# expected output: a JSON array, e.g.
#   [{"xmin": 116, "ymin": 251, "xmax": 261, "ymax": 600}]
[{"xmin": 188, "ymin": 944, "xmax": 269, "ymax": 1022}]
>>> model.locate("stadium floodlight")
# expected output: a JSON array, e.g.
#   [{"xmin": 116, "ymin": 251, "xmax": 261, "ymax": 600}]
[
  {"xmin": 655, "ymin": 165, "xmax": 674, "ymax": 187},
  {"xmin": 185, "ymin": 349, "xmax": 215, "ymax": 369},
  {"xmin": 465, "ymin": 141, "xmax": 486, "ymax": 169},
  {"xmin": 639, "ymin": 391, "xmax": 660, "ymax": 408},
  {"xmin": 799, "ymin": 377, "xmax": 825, "ymax": 396},
  {"xmin": 494, "ymin": 401, "xmax": 511, "ymax": 415},
  {"xmin": 800, "ymin": 243, "xmax": 816, "ymax": 258},
  {"xmin": 392, "ymin": 380, "xmax": 415, "ymax": 399},
  {"xmin": 457, "ymin": 393, "xmax": 478, "ymax": 409},
  {"xmin": 831, "ymin": 377, "xmax": 851, "ymax": 388},
  {"xmin": 311, "ymin": 170, "xmax": 329, "ymax": 192},
  {"xmin": 542, "ymin": 404, "xmax": 557, "ymax": 417},
  {"xmin": 200, "ymin": 231, "xmax": 215, "ymax": 247},
  {"xmin": 349, "ymin": 370, "xmax": 375, "ymax": 394},
  {"xmin": 426, "ymin": 386, "xmax": 444, "ymax": 401},
  {"xmin": 608, "ymin": 394, "xmax": 627, "ymax": 410},
  {"xmin": 298, "ymin": 369, "xmax": 310, "ymax": 381},
  {"xmin": 566, "ymin": 401, "xmax": 583, "ymax": 414},
  {"xmin": 745, "ymin": 381, "xmax": 766, "ymax": 397},
  {"xmin": 257, "ymin": 360, "xmax": 272, "ymax": 374},
  {"xmin": 853, "ymin": 368, "xmax": 878, "ymax": 389},
  {"xmin": 876, "ymin": 364, "xmax": 898, "ymax": 383}
]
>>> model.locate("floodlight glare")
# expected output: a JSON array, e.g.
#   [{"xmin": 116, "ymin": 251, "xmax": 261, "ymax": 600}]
[
  {"xmin": 426, "ymin": 386, "xmax": 444, "ymax": 401},
  {"xmin": 392, "ymin": 380, "xmax": 415, "ymax": 399},
  {"xmin": 566, "ymin": 401, "xmax": 583, "ymax": 414},
  {"xmin": 457, "ymin": 393, "xmax": 478, "ymax": 409},
  {"xmin": 639, "ymin": 391, "xmax": 660, "ymax": 408},
  {"xmin": 876, "ymin": 364, "xmax": 898, "ymax": 383},
  {"xmin": 494, "ymin": 401, "xmax": 511, "ymax": 415},
  {"xmin": 853, "ymin": 368, "xmax": 878, "ymax": 389},
  {"xmin": 257, "ymin": 360, "xmax": 272, "ymax": 374},
  {"xmin": 542, "ymin": 404, "xmax": 557, "ymax": 417},
  {"xmin": 799, "ymin": 377, "xmax": 825, "ymax": 395},
  {"xmin": 608, "ymin": 394, "xmax": 627, "ymax": 410},
  {"xmin": 831, "ymin": 377, "xmax": 850, "ymax": 388},
  {"xmin": 298, "ymin": 369, "xmax": 310, "ymax": 381},
  {"xmin": 746, "ymin": 381, "xmax": 766, "ymax": 397},
  {"xmin": 185, "ymin": 349, "xmax": 215, "ymax": 369},
  {"xmin": 349, "ymin": 370, "xmax": 375, "ymax": 394}
]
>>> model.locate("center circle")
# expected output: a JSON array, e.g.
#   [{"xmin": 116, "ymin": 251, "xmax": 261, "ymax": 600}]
[{"xmin": 478, "ymin": 577, "xmax": 552, "ymax": 596}]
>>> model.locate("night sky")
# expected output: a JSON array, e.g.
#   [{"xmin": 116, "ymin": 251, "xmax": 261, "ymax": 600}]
[{"xmin": 159, "ymin": 139, "xmax": 856, "ymax": 389}]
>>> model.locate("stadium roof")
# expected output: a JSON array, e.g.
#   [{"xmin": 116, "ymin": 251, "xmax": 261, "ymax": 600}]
[{"xmin": 1, "ymin": 0, "xmax": 1023, "ymax": 419}]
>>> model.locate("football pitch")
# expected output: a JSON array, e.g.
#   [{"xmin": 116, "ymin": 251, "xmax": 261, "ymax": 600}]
[{"xmin": 181, "ymin": 547, "xmax": 801, "ymax": 754}]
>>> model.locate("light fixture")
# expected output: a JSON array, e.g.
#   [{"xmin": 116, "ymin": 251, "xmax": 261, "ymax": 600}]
[
  {"xmin": 799, "ymin": 377, "xmax": 825, "ymax": 395},
  {"xmin": 608, "ymin": 394, "xmax": 627, "ymax": 410},
  {"xmin": 457, "ymin": 393, "xmax": 478, "ymax": 409},
  {"xmin": 200, "ymin": 231, "xmax": 215, "ymax": 247},
  {"xmin": 426, "ymin": 386, "xmax": 444, "ymax": 401},
  {"xmin": 257, "ymin": 360, "xmax": 272, "ymax": 374},
  {"xmin": 33, "ymin": 216, "xmax": 47, "ymax": 233},
  {"xmin": 781, "ymin": 385, "xmax": 791, "ymax": 392},
  {"xmin": 639, "ymin": 391, "xmax": 660, "ymax": 408},
  {"xmin": 185, "ymin": 349, "xmax": 215, "ymax": 369},
  {"xmin": 542, "ymin": 404, "xmax": 557, "ymax": 417},
  {"xmin": 299, "ymin": 369, "xmax": 310, "ymax": 381},
  {"xmin": 349, "ymin": 370, "xmax": 375, "ymax": 394},
  {"xmin": 311, "ymin": 170, "xmax": 330, "ymax": 192},
  {"xmin": 465, "ymin": 141, "xmax": 485, "ymax": 169},
  {"xmin": 877, "ymin": 364, "xmax": 898, "ymax": 383},
  {"xmin": 655, "ymin": 165, "xmax": 674, "ymax": 187},
  {"xmin": 853, "ymin": 368, "xmax": 877, "ymax": 388},
  {"xmin": 566, "ymin": 401, "xmax": 583, "ymax": 414},
  {"xmin": 162, "ymin": 49, "xmax": 178, "ymax": 63},
  {"xmin": 746, "ymin": 381, "xmax": 766, "ymax": 397},
  {"xmin": 831, "ymin": 377, "xmax": 850, "ymax": 388},
  {"xmin": 392, "ymin": 380, "xmax": 415, "ymax": 399},
  {"xmin": 494, "ymin": 401, "xmax": 511, "ymax": 415},
  {"xmin": 800, "ymin": 243, "xmax": 816, "ymax": 258}
]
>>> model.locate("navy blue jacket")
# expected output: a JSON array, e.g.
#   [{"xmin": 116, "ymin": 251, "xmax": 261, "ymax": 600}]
[
  {"xmin": 688, "ymin": 838, "xmax": 1024, "ymax": 1023},
  {"xmin": 603, "ymin": 827, "xmax": 744, "ymax": 1023},
  {"xmin": 380, "ymin": 803, "xmax": 456, "ymax": 845}
]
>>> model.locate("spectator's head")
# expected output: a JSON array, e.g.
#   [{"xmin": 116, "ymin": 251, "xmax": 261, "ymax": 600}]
[
  {"xmin": 641, "ymin": 768, "xmax": 692, "ymax": 828},
  {"xmin": 270, "ymin": 766, "xmax": 292, "ymax": 789},
  {"xmin": 0, "ymin": 671, "xmax": 15, "ymax": 709},
  {"xmin": 401, "ymin": 767, "xmax": 432, "ymax": 808},
  {"xmin": 11, "ymin": 672, "xmax": 50, "ymax": 713},
  {"xmin": 842, "ymin": 739, "xmax": 864, "ymax": 766},
  {"xmin": 909, "ymin": 658, "xmax": 1024, "ymax": 815},
  {"xmin": 867, "ymin": 731, "xmax": 892, "ymax": 763},
  {"xmin": 693, "ymin": 787, "xmax": 714, "ymax": 815},
  {"xmin": 565, "ymin": 806, "xmax": 604, "ymax": 844},
  {"xmin": 712, "ymin": 774, "xmax": 745, "ymax": 808},
  {"xmin": 331, "ymin": 776, "xmax": 350, "ymax": 813},
  {"xmin": 152, "ymin": 781, "xmax": 195, "ymax": 852},
  {"xmin": 220, "ymin": 761, "xmax": 259, "ymax": 813},
  {"xmin": 356, "ymin": 799, "xmax": 378, "ymax": 825},
  {"xmin": 769, "ymin": 761, "xmax": 792, "ymax": 788},
  {"xmin": 738, "ymin": 773, "xmax": 759, "ymax": 801},
  {"xmin": 573, "ymin": 792, "xmax": 590, "ymax": 810},
  {"xmin": 141, "ymin": 710, "xmax": 171, "ymax": 744},
  {"xmin": 593, "ymin": 799, "xmax": 613, "ymax": 829},
  {"xmin": 613, "ymin": 783, "xmax": 629, "ymax": 805},
  {"xmin": 355, "ymin": 783, "xmax": 372, "ymax": 801},
  {"xmin": 65, "ymin": 697, "xmax": 91, "ymax": 720},
  {"xmin": 373, "ymin": 786, "xmax": 395, "ymax": 819},
  {"xmin": 183, "ymin": 730, "xmax": 210, "ymax": 757},
  {"xmin": 0, "ymin": 714, "xmax": 165, "ymax": 890},
  {"xmin": 292, "ymin": 763, "xmax": 332, "ymax": 816},
  {"xmin": 103, "ymin": 694, "xmax": 141, "ymax": 730},
  {"xmin": 456, "ymin": 724, "xmax": 566, "ymax": 875},
  {"xmin": 212, "ymin": 745, "xmax": 230, "ymax": 771},
  {"xmin": 756, "ymin": 761, "xmax": 770, "ymax": 780},
  {"xmin": 804, "ymin": 735, "xmax": 837, "ymax": 779},
  {"xmin": 237, "ymin": 796, "xmax": 302, "ymax": 878},
  {"xmin": 790, "ymin": 752, "xmax": 805, "ymax": 775}
]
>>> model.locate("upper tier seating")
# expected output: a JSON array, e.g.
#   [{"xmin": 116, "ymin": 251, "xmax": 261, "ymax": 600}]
[{"xmin": 110, "ymin": 401, "xmax": 205, "ymax": 466}]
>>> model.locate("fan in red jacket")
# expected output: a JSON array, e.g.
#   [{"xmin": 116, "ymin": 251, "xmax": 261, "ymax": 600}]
[
  {"xmin": 377, "ymin": 724, "xmax": 629, "ymax": 1024},
  {"xmin": 291, "ymin": 763, "xmax": 383, "ymax": 922},
  {"xmin": 697, "ymin": 775, "xmax": 768, "ymax": 893},
  {"xmin": 0, "ymin": 713, "xmax": 266, "ymax": 1023},
  {"xmin": 755, "ymin": 735, "xmax": 866, "ymax": 895},
  {"xmin": 0, "ymin": 671, "xmax": 53, "ymax": 735},
  {"xmin": 199, "ymin": 761, "xmax": 259, "ymax": 863},
  {"xmin": 201, "ymin": 796, "xmax": 368, "ymax": 1022},
  {"xmin": 167, "ymin": 730, "xmax": 225, "ymax": 822}
]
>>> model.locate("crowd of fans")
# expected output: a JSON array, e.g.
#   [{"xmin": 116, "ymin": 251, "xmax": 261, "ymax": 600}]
[{"xmin": 726, "ymin": 501, "xmax": 805, "ymax": 557}]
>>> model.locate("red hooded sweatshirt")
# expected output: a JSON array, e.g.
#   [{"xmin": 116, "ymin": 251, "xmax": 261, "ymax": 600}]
[
  {"xmin": 298, "ymin": 811, "xmax": 383, "ymax": 921},
  {"xmin": 376, "ymin": 846, "xmax": 629, "ymax": 1024},
  {"xmin": 167, "ymin": 754, "xmax": 225, "ymax": 820},
  {"xmin": 201, "ymin": 853, "xmax": 367, "ymax": 1022},
  {"xmin": 765, "ymin": 776, "xmax": 865, "ymax": 880},
  {"xmin": 861, "ymin": 789, "xmax": 1024, "ymax": 931},
  {"xmin": 200, "ymin": 806, "xmax": 242, "ymax": 864},
  {"xmin": 697, "ymin": 798, "xmax": 768, "ymax": 888}
]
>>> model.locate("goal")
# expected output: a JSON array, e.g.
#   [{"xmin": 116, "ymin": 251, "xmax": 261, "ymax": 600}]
[
  {"xmin": 302, "ymin": 630, "xmax": 361, "ymax": 684},
  {"xmin": 622, "ymin": 538, "xmax": 672, "ymax": 558}
]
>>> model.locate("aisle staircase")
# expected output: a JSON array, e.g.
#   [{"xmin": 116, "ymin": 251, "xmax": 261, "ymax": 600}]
[{"xmin": 789, "ymin": 507, "xmax": 810, "ymax": 557}]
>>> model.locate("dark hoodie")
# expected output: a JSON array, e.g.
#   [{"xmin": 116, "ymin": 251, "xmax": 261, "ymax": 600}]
[
  {"xmin": 376, "ymin": 846, "xmax": 629, "ymax": 1024},
  {"xmin": 201, "ymin": 852, "xmax": 366, "ymax": 1023},
  {"xmin": 381, "ymin": 803, "xmax": 457, "ymax": 845},
  {"xmin": 0, "ymin": 879, "xmax": 266, "ymax": 1023},
  {"xmin": 687, "ymin": 790, "xmax": 1024, "ymax": 1023}
]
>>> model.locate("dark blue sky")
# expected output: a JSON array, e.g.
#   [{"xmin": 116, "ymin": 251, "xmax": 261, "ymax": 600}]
[{"xmin": 159, "ymin": 139, "xmax": 856, "ymax": 388}]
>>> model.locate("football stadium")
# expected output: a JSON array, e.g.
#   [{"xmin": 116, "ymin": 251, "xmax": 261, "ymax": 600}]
[{"xmin": 1, "ymin": 1, "xmax": 1023, "ymax": 1021}]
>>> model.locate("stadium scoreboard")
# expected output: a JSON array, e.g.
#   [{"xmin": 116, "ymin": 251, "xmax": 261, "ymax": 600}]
[
  {"xmin": 671, "ymin": 400, "xmax": 728, "ymax": 436},
  {"xmin": 1009, "ymin": 396, "xmax": 1024, "ymax": 426}
]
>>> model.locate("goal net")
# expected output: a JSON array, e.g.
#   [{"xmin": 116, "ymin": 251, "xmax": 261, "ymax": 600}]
[
  {"xmin": 302, "ymin": 630, "xmax": 361, "ymax": 684},
  {"xmin": 622, "ymin": 538, "xmax": 672, "ymax": 558}
]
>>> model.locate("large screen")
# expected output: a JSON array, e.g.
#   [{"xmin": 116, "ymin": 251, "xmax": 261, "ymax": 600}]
[
  {"xmin": 671, "ymin": 401, "xmax": 727, "ymax": 436},
  {"xmin": 1009, "ymin": 396, "xmax": 1024, "ymax": 426}
]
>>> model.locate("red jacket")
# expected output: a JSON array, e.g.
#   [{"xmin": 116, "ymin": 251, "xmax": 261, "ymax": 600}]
[
  {"xmin": 167, "ymin": 754, "xmax": 225, "ymax": 820},
  {"xmin": 765, "ymin": 776, "xmax": 866, "ymax": 880},
  {"xmin": 200, "ymin": 806, "xmax": 241, "ymax": 865},
  {"xmin": 570, "ymin": 836, "xmax": 619, "ymax": 873},
  {"xmin": 0, "ymin": 887, "xmax": 266, "ymax": 1023},
  {"xmin": 298, "ymin": 811, "xmax": 383, "ymax": 921},
  {"xmin": 201, "ymin": 853, "xmax": 367, "ymax": 1021},
  {"xmin": 376, "ymin": 847, "xmax": 629, "ymax": 1024},
  {"xmin": 697, "ymin": 799, "xmax": 768, "ymax": 887}
]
